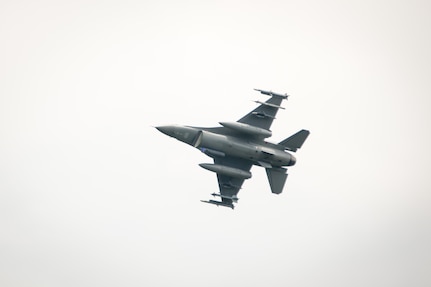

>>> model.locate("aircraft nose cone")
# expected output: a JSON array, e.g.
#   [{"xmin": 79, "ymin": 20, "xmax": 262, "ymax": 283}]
[{"xmin": 155, "ymin": 125, "xmax": 174, "ymax": 136}]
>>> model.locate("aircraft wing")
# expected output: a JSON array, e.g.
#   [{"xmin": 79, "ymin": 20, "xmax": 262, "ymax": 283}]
[
  {"xmin": 202, "ymin": 156, "xmax": 253, "ymax": 209},
  {"xmin": 237, "ymin": 89, "xmax": 288, "ymax": 131}
]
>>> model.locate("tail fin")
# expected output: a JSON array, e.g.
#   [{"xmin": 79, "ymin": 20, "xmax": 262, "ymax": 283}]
[
  {"xmin": 279, "ymin": 130, "xmax": 310, "ymax": 152},
  {"xmin": 266, "ymin": 167, "xmax": 288, "ymax": 194}
]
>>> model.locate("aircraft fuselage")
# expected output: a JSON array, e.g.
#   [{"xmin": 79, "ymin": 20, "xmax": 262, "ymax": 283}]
[{"xmin": 156, "ymin": 125, "xmax": 296, "ymax": 167}]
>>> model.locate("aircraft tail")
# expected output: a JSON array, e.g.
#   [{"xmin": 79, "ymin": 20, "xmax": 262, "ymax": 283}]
[
  {"xmin": 278, "ymin": 130, "xmax": 310, "ymax": 152},
  {"xmin": 266, "ymin": 167, "xmax": 288, "ymax": 194}
]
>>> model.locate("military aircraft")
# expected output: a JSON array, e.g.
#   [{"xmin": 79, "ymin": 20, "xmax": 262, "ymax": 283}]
[{"xmin": 156, "ymin": 89, "xmax": 309, "ymax": 209}]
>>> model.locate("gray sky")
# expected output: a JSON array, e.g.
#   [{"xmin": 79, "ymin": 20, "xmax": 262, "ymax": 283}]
[{"xmin": 1, "ymin": 1, "xmax": 430, "ymax": 286}]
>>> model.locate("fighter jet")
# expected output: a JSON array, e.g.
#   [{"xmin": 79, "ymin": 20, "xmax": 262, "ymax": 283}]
[{"xmin": 156, "ymin": 89, "xmax": 310, "ymax": 209}]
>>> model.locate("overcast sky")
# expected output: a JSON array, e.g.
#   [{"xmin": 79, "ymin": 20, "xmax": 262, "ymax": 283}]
[{"xmin": 1, "ymin": 1, "xmax": 430, "ymax": 286}]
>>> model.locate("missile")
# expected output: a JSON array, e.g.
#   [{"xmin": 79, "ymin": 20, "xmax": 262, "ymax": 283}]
[
  {"xmin": 201, "ymin": 200, "xmax": 234, "ymax": 209},
  {"xmin": 199, "ymin": 163, "xmax": 252, "ymax": 179},
  {"xmin": 211, "ymin": 193, "xmax": 239, "ymax": 202},
  {"xmin": 253, "ymin": 101, "xmax": 285, "ymax": 110},
  {"xmin": 219, "ymin": 121, "xmax": 272, "ymax": 138},
  {"xmin": 254, "ymin": 88, "xmax": 289, "ymax": 99}
]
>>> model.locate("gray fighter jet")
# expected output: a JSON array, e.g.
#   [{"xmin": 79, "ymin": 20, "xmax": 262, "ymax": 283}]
[{"xmin": 156, "ymin": 89, "xmax": 310, "ymax": 209}]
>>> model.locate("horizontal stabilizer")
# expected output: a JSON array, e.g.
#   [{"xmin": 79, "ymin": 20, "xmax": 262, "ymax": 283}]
[
  {"xmin": 266, "ymin": 167, "xmax": 288, "ymax": 194},
  {"xmin": 279, "ymin": 130, "xmax": 310, "ymax": 152}
]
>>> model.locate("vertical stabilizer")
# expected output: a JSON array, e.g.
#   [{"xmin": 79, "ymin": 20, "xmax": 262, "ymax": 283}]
[{"xmin": 266, "ymin": 167, "xmax": 288, "ymax": 194}]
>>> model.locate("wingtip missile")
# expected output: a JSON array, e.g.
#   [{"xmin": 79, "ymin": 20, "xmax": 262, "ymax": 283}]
[{"xmin": 254, "ymin": 88, "xmax": 289, "ymax": 99}]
